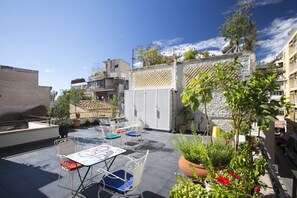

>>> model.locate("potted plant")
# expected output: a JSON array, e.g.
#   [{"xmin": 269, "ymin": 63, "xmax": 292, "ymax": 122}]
[
  {"xmin": 178, "ymin": 106, "xmax": 192, "ymax": 134},
  {"xmin": 173, "ymin": 133, "xmax": 234, "ymax": 179},
  {"xmin": 69, "ymin": 88, "xmax": 83, "ymax": 128},
  {"xmin": 53, "ymin": 91, "xmax": 71, "ymax": 138},
  {"xmin": 84, "ymin": 115, "xmax": 91, "ymax": 126},
  {"xmin": 181, "ymin": 70, "xmax": 213, "ymax": 140},
  {"xmin": 170, "ymin": 141, "xmax": 267, "ymax": 197}
]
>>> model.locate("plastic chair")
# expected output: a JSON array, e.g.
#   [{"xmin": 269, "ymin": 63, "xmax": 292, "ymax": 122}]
[
  {"xmin": 97, "ymin": 150, "xmax": 149, "ymax": 198},
  {"xmin": 54, "ymin": 138, "xmax": 83, "ymax": 192}
]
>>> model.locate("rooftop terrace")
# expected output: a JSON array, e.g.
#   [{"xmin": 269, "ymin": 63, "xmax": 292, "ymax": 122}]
[
  {"xmin": 0, "ymin": 127, "xmax": 182, "ymax": 198},
  {"xmin": 0, "ymin": 126, "xmax": 295, "ymax": 198}
]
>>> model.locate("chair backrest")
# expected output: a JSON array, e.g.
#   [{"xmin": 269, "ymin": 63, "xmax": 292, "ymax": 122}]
[
  {"xmin": 100, "ymin": 125, "xmax": 113, "ymax": 137},
  {"xmin": 109, "ymin": 120, "xmax": 117, "ymax": 130},
  {"xmin": 126, "ymin": 150, "xmax": 149, "ymax": 189},
  {"xmin": 133, "ymin": 123, "xmax": 144, "ymax": 132},
  {"xmin": 54, "ymin": 138, "xmax": 77, "ymax": 161}
]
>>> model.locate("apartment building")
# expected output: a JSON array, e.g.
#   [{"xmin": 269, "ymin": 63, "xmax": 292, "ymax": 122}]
[
  {"xmin": 71, "ymin": 59, "xmax": 130, "ymax": 101},
  {"xmin": 283, "ymin": 29, "xmax": 297, "ymax": 121}
]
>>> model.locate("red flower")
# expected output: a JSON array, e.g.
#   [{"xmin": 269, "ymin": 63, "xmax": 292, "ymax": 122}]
[
  {"xmin": 216, "ymin": 176, "xmax": 230, "ymax": 185},
  {"xmin": 254, "ymin": 186, "xmax": 260, "ymax": 193},
  {"xmin": 227, "ymin": 170, "xmax": 240, "ymax": 179}
]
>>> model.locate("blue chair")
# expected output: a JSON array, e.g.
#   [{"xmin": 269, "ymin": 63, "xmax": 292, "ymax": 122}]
[
  {"xmin": 97, "ymin": 150, "xmax": 149, "ymax": 198},
  {"xmin": 126, "ymin": 123, "xmax": 144, "ymax": 143}
]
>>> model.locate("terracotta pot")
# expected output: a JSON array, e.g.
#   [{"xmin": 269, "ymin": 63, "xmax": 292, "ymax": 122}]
[
  {"xmin": 73, "ymin": 119, "xmax": 80, "ymax": 128},
  {"xmin": 178, "ymin": 155, "xmax": 208, "ymax": 178}
]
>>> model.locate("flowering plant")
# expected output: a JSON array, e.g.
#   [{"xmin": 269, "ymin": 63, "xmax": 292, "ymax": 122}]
[
  {"xmin": 170, "ymin": 141, "xmax": 268, "ymax": 198},
  {"xmin": 206, "ymin": 141, "xmax": 267, "ymax": 197}
]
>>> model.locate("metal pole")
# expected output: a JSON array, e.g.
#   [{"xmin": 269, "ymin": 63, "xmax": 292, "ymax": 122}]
[
  {"xmin": 130, "ymin": 49, "xmax": 134, "ymax": 90},
  {"xmin": 293, "ymin": 170, "xmax": 297, "ymax": 198}
]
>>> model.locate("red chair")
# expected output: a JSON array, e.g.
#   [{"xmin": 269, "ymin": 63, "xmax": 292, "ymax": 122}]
[{"xmin": 54, "ymin": 138, "xmax": 83, "ymax": 192}]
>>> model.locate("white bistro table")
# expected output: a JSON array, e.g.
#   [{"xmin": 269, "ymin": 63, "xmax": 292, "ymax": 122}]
[{"xmin": 66, "ymin": 144, "xmax": 126, "ymax": 197}]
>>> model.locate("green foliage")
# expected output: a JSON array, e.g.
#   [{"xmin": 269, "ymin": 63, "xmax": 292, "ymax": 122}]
[
  {"xmin": 173, "ymin": 135, "xmax": 207, "ymax": 164},
  {"xmin": 135, "ymin": 45, "xmax": 175, "ymax": 67},
  {"xmin": 50, "ymin": 90, "xmax": 57, "ymax": 101},
  {"xmin": 171, "ymin": 140, "xmax": 268, "ymax": 197},
  {"xmin": 208, "ymin": 139, "xmax": 234, "ymax": 168},
  {"xmin": 181, "ymin": 71, "xmax": 214, "ymax": 136},
  {"xmin": 179, "ymin": 106, "xmax": 192, "ymax": 123},
  {"xmin": 173, "ymin": 135, "xmax": 234, "ymax": 169},
  {"xmin": 214, "ymin": 58, "xmax": 291, "ymax": 149},
  {"xmin": 69, "ymin": 88, "xmax": 83, "ymax": 114},
  {"xmin": 169, "ymin": 175, "xmax": 209, "ymax": 198},
  {"xmin": 53, "ymin": 91, "xmax": 70, "ymax": 125},
  {"xmin": 219, "ymin": 0, "xmax": 256, "ymax": 51},
  {"xmin": 184, "ymin": 49, "xmax": 198, "ymax": 61},
  {"xmin": 200, "ymin": 51, "xmax": 210, "ymax": 58},
  {"xmin": 109, "ymin": 95, "xmax": 118, "ymax": 118},
  {"xmin": 136, "ymin": 47, "xmax": 166, "ymax": 67},
  {"xmin": 226, "ymin": 141, "xmax": 268, "ymax": 196}
]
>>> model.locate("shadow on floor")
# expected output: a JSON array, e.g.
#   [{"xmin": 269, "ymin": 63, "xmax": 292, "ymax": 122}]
[
  {"xmin": 80, "ymin": 183, "xmax": 166, "ymax": 198},
  {"xmin": 135, "ymin": 140, "xmax": 165, "ymax": 153},
  {"xmin": 0, "ymin": 159, "xmax": 59, "ymax": 197},
  {"xmin": 0, "ymin": 138, "xmax": 57, "ymax": 158}
]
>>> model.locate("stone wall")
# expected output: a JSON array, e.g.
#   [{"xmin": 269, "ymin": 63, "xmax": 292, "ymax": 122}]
[{"xmin": 0, "ymin": 65, "xmax": 51, "ymax": 118}]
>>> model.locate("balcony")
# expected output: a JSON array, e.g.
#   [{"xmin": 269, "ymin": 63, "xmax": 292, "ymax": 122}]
[
  {"xmin": 289, "ymin": 63, "xmax": 297, "ymax": 73},
  {"xmin": 289, "ymin": 45, "xmax": 297, "ymax": 58},
  {"xmin": 89, "ymin": 72, "xmax": 106, "ymax": 81}
]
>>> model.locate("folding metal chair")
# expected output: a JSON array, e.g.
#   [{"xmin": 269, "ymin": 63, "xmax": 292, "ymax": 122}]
[
  {"xmin": 54, "ymin": 138, "xmax": 83, "ymax": 192},
  {"xmin": 97, "ymin": 150, "xmax": 149, "ymax": 198}
]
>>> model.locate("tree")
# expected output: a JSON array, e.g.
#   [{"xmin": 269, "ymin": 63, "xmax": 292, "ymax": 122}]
[
  {"xmin": 200, "ymin": 51, "xmax": 210, "ymax": 58},
  {"xmin": 219, "ymin": 0, "xmax": 256, "ymax": 52},
  {"xmin": 69, "ymin": 88, "xmax": 83, "ymax": 117},
  {"xmin": 109, "ymin": 95, "xmax": 118, "ymax": 118},
  {"xmin": 184, "ymin": 49, "xmax": 198, "ymax": 61},
  {"xmin": 214, "ymin": 58, "xmax": 291, "ymax": 150},
  {"xmin": 181, "ymin": 71, "xmax": 214, "ymax": 143},
  {"xmin": 53, "ymin": 91, "xmax": 70, "ymax": 125},
  {"xmin": 135, "ymin": 44, "xmax": 175, "ymax": 67},
  {"xmin": 51, "ymin": 90, "xmax": 58, "ymax": 101}
]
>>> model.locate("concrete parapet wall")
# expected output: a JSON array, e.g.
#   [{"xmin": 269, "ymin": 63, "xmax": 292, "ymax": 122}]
[{"xmin": 0, "ymin": 122, "xmax": 59, "ymax": 148}]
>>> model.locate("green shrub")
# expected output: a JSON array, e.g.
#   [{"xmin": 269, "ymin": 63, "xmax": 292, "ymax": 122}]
[
  {"xmin": 173, "ymin": 135, "xmax": 234, "ymax": 168},
  {"xmin": 169, "ymin": 176, "xmax": 209, "ymax": 198},
  {"xmin": 208, "ymin": 139, "xmax": 234, "ymax": 167},
  {"xmin": 173, "ymin": 136, "xmax": 207, "ymax": 164}
]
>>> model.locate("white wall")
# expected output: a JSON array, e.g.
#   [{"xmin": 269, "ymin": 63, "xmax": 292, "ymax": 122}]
[{"xmin": 0, "ymin": 123, "xmax": 59, "ymax": 148}]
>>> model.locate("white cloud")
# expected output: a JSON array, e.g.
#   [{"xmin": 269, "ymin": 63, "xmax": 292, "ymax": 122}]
[
  {"xmin": 44, "ymin": 69, "xmax": 55, "ymax": 73},
  {"xmin": 161, "ymin": 37, "xmax": 226, "ymax": 57},
  {"xmin": 254, "ymin": 0, "xmax": 283, "ymax": 6},
  {"xmin": 258, "ymin": 16, "xmax": 297, "ymax": 62},
  {"xmin": 152, "ymin": 37, "xmax": 183, "ymax": 48},
  {"xmin": 133, "ymin": 61, "xmax": 143, "ymax": 68}
]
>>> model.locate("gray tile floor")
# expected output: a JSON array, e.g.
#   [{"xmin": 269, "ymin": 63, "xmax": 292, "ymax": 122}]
[{"xmin": 0, "ymin": 127, "xmax": 183, "ymax": 198}]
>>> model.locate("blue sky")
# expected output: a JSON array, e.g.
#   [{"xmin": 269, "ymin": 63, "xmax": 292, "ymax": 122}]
[{"xmin": 0, "ymin": 0, "xmax": 297, "ymax": 92}]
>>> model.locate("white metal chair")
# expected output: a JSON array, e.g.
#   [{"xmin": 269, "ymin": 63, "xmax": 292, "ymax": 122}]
[
  {"xmin": 96, "ymin": 125, "xmax": 121, "ymax": 145},
  {"xmin": 54, "ymin": 138, "xmax": 83, "ymax": 192},
  {"xmin": 124, "ymin": 122, "xmax": 144, "ymax": 149},
  {"xmin": 97, "ymin": 150, "xmax": 149, "ymax": 198}
]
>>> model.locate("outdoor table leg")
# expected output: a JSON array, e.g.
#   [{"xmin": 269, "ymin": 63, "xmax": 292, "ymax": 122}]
[
  {"xmin": 72, "ymin": 166, "xmax": 91, "ymax": 198},
  {"xmin": 103, "ymin": 156, "xmax": 117, "ymax": 171}
]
